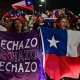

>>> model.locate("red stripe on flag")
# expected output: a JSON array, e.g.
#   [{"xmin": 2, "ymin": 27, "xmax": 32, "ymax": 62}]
[
  {"xmin": 45, "ymin": 54, "xmax": 80, "ymax": 80},
  {"xmin": 13, "ymin": 5, "xmax": 34, "ymax": 12}
]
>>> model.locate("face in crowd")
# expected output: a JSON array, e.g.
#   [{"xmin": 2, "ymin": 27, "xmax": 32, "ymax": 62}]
[
  {"xmin": 10, "ymin": 19, "xmax": 23, "ymax": 33},
  {"xmin": 57, "ymin": 18, "xmax": 67, "ymax": 30},
  {"xmin": 14, "ymin": 19, "xmax": 23, "ymax": 33},
  {"xmin": 38, "ymin": 17, "xmax": 44, "ymax": 23},
  {"xmin": 66, "ymin": 20, "xmax": 70, "ymax": 29}
]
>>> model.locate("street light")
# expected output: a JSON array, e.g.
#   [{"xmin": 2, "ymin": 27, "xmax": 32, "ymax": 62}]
[
  {"xmin": 39, "ymin": 5, "xmax": 42, "ymax": 7},
  {"xmin": 41, "ymin": 0, "xmax": 46, "ymax": 13},
  {"xmin": 41, "ymin": 0, "xmax": 45, "ymax": 2},
  {"xmin": 39, "ymin": 5, "xmax": 42, "ymax": 13}
]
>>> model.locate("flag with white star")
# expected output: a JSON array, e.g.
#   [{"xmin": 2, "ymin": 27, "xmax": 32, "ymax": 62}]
[
  {"xmin": 40, "ymin": 27, "xmax": 80, "ymax": 80},
  {"xmin": 40, "ymin": 26, "xmax": 67, "ymax": 56},
  {"xmin": 12, "ymin": 0, "xmax": 34, "ymax": 12},
  {"xmin": 25, "ymin": 0, "xmax": 33, "ymax": 6}
]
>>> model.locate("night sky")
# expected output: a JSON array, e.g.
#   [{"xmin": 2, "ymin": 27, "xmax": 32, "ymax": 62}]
[
  {"xmin": 33, "ymin": 0, "xmax": 80, "ymax": 15},
  {"xmin": 0, "ymin": 0, "xmax": 80, "ymax": 15}
]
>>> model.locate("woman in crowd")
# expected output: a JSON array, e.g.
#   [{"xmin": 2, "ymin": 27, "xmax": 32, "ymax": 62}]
[
  {"xmin": 71, "ymin": 18, "xmax": 80, "ymax": 31},
  {"xmin": 56, "ymin": 16, "xmax": 68, "ymax": 30},
  {"xmin": 10, "ymin": 18, "xmax": 24, "ymax": 33},
  {"xmin": 65, "ymin": 20, "xmax": 71, "ymax": 30}
]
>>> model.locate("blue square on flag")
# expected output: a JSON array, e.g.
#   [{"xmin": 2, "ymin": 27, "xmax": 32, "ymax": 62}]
[
  {"xmin": 25, "ymin": 0, "xmax": 33, "ymax": 6},
  {"xmin": 16, "ymin": 12, "xmax": 21, "ymax": 17},
  {"xmin": 55, "ymin": 11, "xmax": 59, "ymax": 16},
  {"xmin": 45, "ymin": 18, "xmax": 54, "ymax": 25},
  {"xmin": 41, "ymin": 27, "xmax": 67, "ymax": 56},
  {"xmin": 8, "ymin": 10, "xmax": 12, "ymax": 15}
]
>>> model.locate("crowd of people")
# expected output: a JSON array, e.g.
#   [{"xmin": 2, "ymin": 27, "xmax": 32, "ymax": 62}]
[
  {"xmin": 0, "ymin": 8, "xmax": 80, "ymax": 80},
  {"xmin": 0, "ymin": 8, "xmax": 80, "ymax": 34}
]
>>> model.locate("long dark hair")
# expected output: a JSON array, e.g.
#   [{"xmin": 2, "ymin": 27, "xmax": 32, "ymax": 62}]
[{"xmin": 10, "ymin": 18, "xmax": 24, "ymax": 33}]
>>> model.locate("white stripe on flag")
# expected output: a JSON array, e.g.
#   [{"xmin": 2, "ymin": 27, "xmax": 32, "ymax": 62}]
[
  {"xmin": 40, "ymin": 28, "xmax": 45, "ymax": 69},
  {"xmin": 12, "ymin": 0, "xmax": 26, "ymax": 8},
  {"xmin": 67, "ymin": 30, "xmax": 80, "ymax": 57}
]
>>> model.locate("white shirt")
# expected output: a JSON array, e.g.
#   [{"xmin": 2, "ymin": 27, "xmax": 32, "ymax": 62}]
[{"xmin": 0, "ymin": 25, "xmax": 7, "ymax": 31}]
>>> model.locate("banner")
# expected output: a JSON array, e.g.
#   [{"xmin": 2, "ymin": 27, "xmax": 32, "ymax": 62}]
[{"xmin": 0, "ymin": 31, "xmax": 46, "ymax": 80}]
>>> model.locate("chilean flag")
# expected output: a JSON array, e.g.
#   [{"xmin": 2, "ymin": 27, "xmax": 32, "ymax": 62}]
[
  {"xmin": 12, "ymin": 0, "xmax": 34, "ymax": 12},
  {"xmin": 4, "ymin": 10, "xmax": 13, "ymax": 17},
  {"xmin": 45, "ymin": 18, "xmax": 54, "ymax": 26},
  {"xmin": 40, "ymin": 27, "xmax": 80, "ymax": 80}
]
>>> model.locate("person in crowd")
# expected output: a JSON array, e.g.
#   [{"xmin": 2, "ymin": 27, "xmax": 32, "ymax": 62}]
[
  {"xmin": 65, "ymin": 20, "xmax": 71, "ymax": 30},
  {"xmin": 1, "ymin": 18, "xmax": 10, "ymax": 31},
  {"xmin": 10, "ymin": 18, "xmax": 24, "ymax": 33},
  {"xmin": 74, "ymin": 18, "xmax": 80, "ymax": 31},
  {"xmin": 33, "ymin": 17, "xmax": 44, "ymax": 30},
  {"xmin": 71, "ymin": 18, "xmax": 80, "ymax": 31},
  {"xmin": 23, "ymin": 21, "xmax": 29, "ymax": 32},
  {"xmin": 27, "ymin": 15, "xmax": 34, "ymax": 31},
  {"xmin": 56, "ymin": 16, "xmax": 67, "ymax": 30},
  {"xmin": 1, "ymin": 8, "xmax": 80, "ymax": 80},
  {"xmin": 66, "ymin": 9, "xmax": 76, "ymax": 24},
  {"xmin": 33, "ymin": 16, "xmax": 52, "ymax": 30}
]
